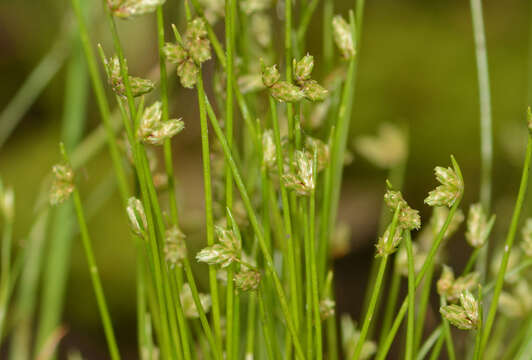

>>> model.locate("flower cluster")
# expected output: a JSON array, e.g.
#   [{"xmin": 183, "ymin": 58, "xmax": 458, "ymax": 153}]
[
  {"xmin": 333, "ymin": 15, "xmax": 355, "ymax": 60},
  {"xmin": 437, "ymin": 265, "xmax": 479, "ymax": 302},
  {"xmin": 320, "ymin": 299, "xmax": 335, "ymax": 320},
  {"xmin": 196, "ymin": 226, "xmax": 241, "ymax": 268},
  {"xmin": 126, "ymin": 197, "xmax": 148, "ymax": 236},
  {"xmin": 282, "ymin": 150, "xmax": 315, "ymax": 196},
  {"xmin": 234, "ymin": 269, "xmax": 261, "ymax": 291},
  {"xmin": 164, "ymin": 18, "xmax": 211, "ymax": 88},
  {"xmin": 104, "ymin": 55, "xmax": 154, "ymax": 98},
  {"xmin": 164, "ymin": 226, "xmax": 187, "ymax": 268},
  {"xmin": 425, "ymin": 165, "xmax": 463, "ymax": 207},
  {"xmin": 440, "ymin": 291, "xmax": 479, "ymax": 330},
  {"xmin": 49, "ymin": 164, "xmax": 74, "ymax": 206},
  {"xmin": 137, "ymin": 102, "xmax": 184, "ymax": 145},
  {"xmin": 465, "ymin": 203, "xmax": 495, "ymax": 248},
  {"xmin": 261, "ymin": 55, "xmax": 328, "ymax": 103},
  {"xmin": 108, "ymin": 0, "xmax": 166, "ymax": 18}
]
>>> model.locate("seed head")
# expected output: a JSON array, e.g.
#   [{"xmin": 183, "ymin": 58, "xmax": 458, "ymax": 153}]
[
  {"xmin": 425, "ymin": 166, "xmax": 463, "ymax": 207},
  {"xmin": 282, "ymin": 150, "xmax": 315, "ymax": 196},
  {"xmin": 466, "ymin": 203, "xmax": 494, "ymax": 248},
  {"xmin": 163, "ymin": 42, "xmax": 188, "ymax": 64},
  {"xmin": 108, "ymin": 0, "xmax": 166, "ymax": 18},
  {"xmin": 355, "ymin": 123, "xmax": 407, "ymax": 169},
  {"xmin": 383, "ymin": 189, "xmax": 420, "ymax": 231},
  {"xmin": 294, "ymin": 54, "xmax": 314, "ymax": 84},
  {"xmin": 196, "ymin": 226, "xmax": 240, "ymax": 268},
  {"xmin": 105, "ymin": 55, "xmax": 154, "ymax": 97},
  {"xmin": 376, "ymin": 225, "xmax": 403, "ymax": 257},
  {"xmin": 301, "ymin": 80, "xmax": 328, "ymax": 102},
  {"xmin": 137, "ymin": 102, "xmax": 184, "ymax": 145},
  {"xmin": 235, "ymin": 268, "xmax": 261, "ymax": 291},
  {"xmin": 177, "ymin": 59, "xmax": 200, "ymax": 88},
  {"xmin": 521, "ymin": 218, "xmax": 532, "ymax": 256},
  {"xmin": 164, "ymin": 226, "xmax": 187, "ymax": 268},
  {"xmin": 437, "ymin": 265, "xmax": 479, "ymax": 302},
  {"xmin": 49, "ymin": 164, "xmax": 74, "ymax": 205},
  {"xmin": 261, "ymin": 64, "xmax": 280, "ymax": 88},
  {"xmin": 305, "ymin": 137, "xmax": 330, "ymax": 172},
  {"xmin": 126, "ymin": 197, "xmax": 147, "ymax": 236},
  {"xmin": 0, "ymin": 182, "xmax": 14, "ymax": 223},
  {"xmin": 320, "ymin": 299, "xmax": 336, "ymax": 320},
  {"xmin": 333, "ymin": 15, "xmax": 355, "ymax": 60},
  {"xmin": 262, "ymin": 130, "xmax": 276, "ymax": 170},
  {"xmin": 180, "ymin": 283, "xmax": 211, "ymax": 318}
]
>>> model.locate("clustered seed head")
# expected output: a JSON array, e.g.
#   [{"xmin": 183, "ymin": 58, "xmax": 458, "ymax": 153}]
[
  {"xmin": 137, "ymin": 101, "xmax": 185, "ymax": 145},
  {"xmin": 262, "ymin": 130, "xmax": 276, "ymax": 170},
  {"xmin": 105, "ymin": 56, "xmax": 154, "ymax": 98},
  {"xmin": 164, "ymin": 226, "xmax": 187, "ymax": 268},
  {"xmin": 0, "ymin": 182, "xmax": 14, "ymax": 223},
  {"xmin": 332, "ymin": 15, "xmax": 355, "ymax": 60},
  {"xmin": 341, "ymin": 315, "xmax": 377, "ymax": 360},
  {"xmin": 319, "ymin": 299, "xmax": 335, "ymax": 320},
  {"xmin": 424, "ymin": 166, "xmax": 463, "ymax": 207},
  {"xmin": 521, "ymin": 218, "xmax": 532, "ymax": 256},
  {"xmin": 49, "ymin": 164, "xmax": 74, "ymax": 206},
  {"xmin": 164, "ymin": 18, "xmax": 211, "ymax": 88},
  {"xmin": 108, "ymin": 0, "xmax": 166, "ymax": 18},
  {"xmin": 499, "ymin": 280, "xmax": 532, "ymax": 318},
  {"xmin": 383, "ymin": 189, "xmax": 421, "ymax": 231},
  {"xmin": 234, "ymin": 268, "xmax": 261, "ymax": 291},
  {"xmin": 126, "ymin": 197, "xmax": 148, "ymax": 236},
  {"xmin": 196, "ymin": 226, "xmax": 240, "ymax": 268},
  {"xmin": 282, "ymin": 150, "xmax": 315, "ymax": 196},
  {"xmin": 437, "ymin": 265, "xmax": 479, "ymax": 302},
  {"xmin": 376, "ymin": 225, "xmax": 403, "ymax": 257},
  {"xmin": 355, "ymin": 123, "xmax": 407, "ymax": 169},
  {"xmin": 180, "ymin": 283, "xmax": 212, "ymax": 318},
  {"xmin": 440, "ymin": 290, "xmax": 479, "ymax": 330},
  {"xmin": 261, "ymin": 55, "xmax": 327, "ymax": 103},
  {"xmin": 465, "ymin": 203, "xmax": 494, "ymax": 248}
]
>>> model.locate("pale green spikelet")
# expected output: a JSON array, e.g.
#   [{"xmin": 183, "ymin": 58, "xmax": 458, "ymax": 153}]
[
  {"xmin": 466, "ymin": 203, "xmax": 495, "ymax": 248},
  {"xmin": 235, "ymin": 268, "xmax": 261, "ymax": 291},
  {"xmin": 354, "ymin": 123, "xmax": 407, "ymax": 169},
  {"xmin": 49, "ymin": 163, "xmax": 74, "ymax": 206},
  {"xmin": 333, "ymin": 15, "xmax": 355, "ymax": 60},
  {"xmin": 262, "ymin": 130, "xmax": 276, "ymax": 171},
  {"xmin": 294, "ymin": 54, "xmax": 314, "ymax": 83},
  {"xmin": 137, "ymin": 102, "xmax": 184, "ymax": 145},
  {"xmin": 164, "ymin": 226, "xmax": 187, "ymax": 268},
  {"xmin": 180, "ymin": 283, "xmax": 212, "ymax": 318},
  {"xmin": 437, "ymin": 265, "xmax": 479, "ymax": 302},
  {"xmin": 383, "ymin": 187, "xmax": 421, "ymax": 231},
  {"xmin": 425, "ymin": 165, "xmax": 463, "ymax": 207},
  {"xmin": 376, "ymin": 224, "xmax": 403, "ymax": 257},
  {"xmin": 108, "ymin": 0, "xmax": 166, "ymax": 18},
  {"xmin": 319, "ymin": 299, "xmax": 335, "ymax": 320},
  {"xmin": 282, "ymin": 150, "xmax": 315, "ymax": 195},
  {"xmin": 440, "ymin": 290, "xmax": 479, "ymax": 330},
  {"xmin": 301, "ymin": 80, "xmax": 328, "ymax": 102},
  {"xmin": 126, "ymin": 197, "xmax": 147, "ymax": 236}
]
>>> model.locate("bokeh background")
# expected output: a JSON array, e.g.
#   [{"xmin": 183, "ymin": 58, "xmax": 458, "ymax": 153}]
[{"xmin": 1, "ymin": 0, "xmax": 532, "ymax": 358}]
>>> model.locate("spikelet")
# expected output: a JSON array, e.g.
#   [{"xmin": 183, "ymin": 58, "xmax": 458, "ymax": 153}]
[
  {"xmin": 49, "ymin": 164, "xmax": 74, "ymax": 206},
  {"xmin": 425, "ymin": 165, "xmax": 463, "ymax": 207},
  {"xmin": 126, "ymin": 197, "xmax": 147, "ymax": 236}
]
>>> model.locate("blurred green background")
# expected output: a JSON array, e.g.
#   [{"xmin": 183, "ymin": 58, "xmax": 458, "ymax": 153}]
[{"xmin": 1, "ymin": 0, "xmax": 531, "ymax": 357}]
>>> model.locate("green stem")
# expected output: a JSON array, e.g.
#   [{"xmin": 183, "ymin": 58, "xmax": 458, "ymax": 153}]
[
  {"xmin": 473, "ymin": 286, "xmax": 483, "ymax": 360},
  {"xmin": 379, "ymin": 260, "xmax": 401, "ymax": 347},
  {"xmin": 480, "ymin": 135, "xmax": 532, "ymax": 354},
  {"xmin": 428, "ymin": 334, "xmax": 445, "ymax": 360},
  {"xmin": 351, "ymin": 205, "xmax": 401, "ymax": 360},
  {"xmin": 405, "ymin": 231, "xmax": 416, "ymax": 360},
  {"xmin": 415, "ymin": 326, "xmax": 442, "ymax": 360},
  {"xmin": 71, "ymin": 187, "xmax": 120, "ymax": 360}
]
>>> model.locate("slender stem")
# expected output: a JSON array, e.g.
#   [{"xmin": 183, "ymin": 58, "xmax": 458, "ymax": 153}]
[
  {"xmin": 379, "ymin": 260, "xmax": 401, "ymax": 347},
  {"xmin": 480, "ymin": 135, "xmax": 532, "ymax": 354},
  {"xmin": 351, "ymin": 205, "xmax": 401, "ymax": 360},
  {"xmin": 473, "ymin": 286, "xmax": 483, "ymax": 360},
  {"xmin": 71, "ymin": 187, "xmax": 120, "ymax": 360},
  {"xmin": 415, "ymin": 326, "xmax": 442, "ymax": 360},
  {"xmin": 196, "ymin": 70, "xmax": 223, "ymax": 353},
  {"xmin": 405, "ymin": 230, "xmax": 416, "ymax": 360},
  {"xmin": 428, "ymin": 334, "xmax": 445, "ymax": 360}
]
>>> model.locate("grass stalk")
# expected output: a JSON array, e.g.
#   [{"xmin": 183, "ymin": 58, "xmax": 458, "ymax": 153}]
[
  {"xmin": 440, "ymin": 296, "xmax": 457, "ymax": 360},
  {"xmin": 405, "ymin": 230, "xmax": 416, "ymax": 360},
  {"xmin": 480, "ymin": 134, "xmax": 532, "ymax": 354}
]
